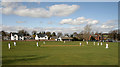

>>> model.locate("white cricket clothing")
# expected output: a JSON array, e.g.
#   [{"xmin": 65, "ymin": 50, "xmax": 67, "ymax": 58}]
[
  {"xmin": 98, "ymin": 43, "xmax": 99, "ymax": 46},
  {"xmin": 94, "ymin": 42, "xmax": 95, "ymax": 45},
  {"xmin": 101, "ymin": 42, "xmax": 102, "ymax": 46},
  {"xmin": 80, "ymin": 42, "xmax": 81, "ymax": 46},
  {"xmin": 106, "ymin": 43, "xmax": 108, "ymax": 48},
  {"xmin": 86, "ymin": 42, "xmax": 88, "ymax": 45},
  {"xmin": 43, "ymin": 41, "xmax": 45, "ymax": 44},
  {"xmin": 8, "ymin": 43, "xmax": 10, "ymax": 49},
  {"xmin": 14, "ymin": 42, "xmax": 16, "ymax": 46},
  {"xmin": 36, "ymin": 42, "xmax": 39, "ymax": 47},
  {"xmin": 64, "ymin": 41, "xmax": 65, "ymax": 43}
]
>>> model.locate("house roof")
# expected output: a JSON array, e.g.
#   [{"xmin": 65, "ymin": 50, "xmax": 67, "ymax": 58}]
[
  {"xmin": 11, "ymin": 33, "xmax": 24, "ymax": 36},
  {"xmin": 61, "ymin": 37, "xmax": 73, "ymax": 39},
  {"xmin": 12, "ymin": 33, "xmax": 18, "ymax": 35},
  {"xmin": 51, "ymin": 36, "xmax": 58, "ymax": 39},
  {"xmin": 24, "ymin": 36, "xmax": 31, "ymax": 37},
  {"xmin": 37, "ymin": 34, "xmax": 47, "ymax": 38}
]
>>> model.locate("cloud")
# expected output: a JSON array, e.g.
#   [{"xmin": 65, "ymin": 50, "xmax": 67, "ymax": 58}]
[
  {"xmin": 101, "ymin": 20, "xmax": 118, "ymax": 29},
  {"xmin": 16, "ymin": 21, "xmax": 25, "ymax": 23},
  {"xmin": 101, "ymin": 25, "xmax": 114, "ymax": 29},
  {"xmin": 87, "ymin": 19, "xmax": 99, "ymax": 25},
  {"xmin": 60, "ymin": 17, "xmax": 99, "ymax": 25},
  {"xmin": 47, "ymin": 21, "xmax": 54, "ymax": 24},
  {"xmin": 1, "ymin": 2, "xmax": 79, "ymax": 18},
  {"xmin": 1, "ymin": 20, "xmax": 118, "ymax": 34},
  {"xmin": 91, "ymin": 20, "xmax": 118, "ymax": 33},
  {"xmin": 1, "ymin": 24, "xmax": 83, "ymax": 34},
  {"xmin": 2, "ymin": 0, "xmax": 41, "ymax": 2},
  {"xmin": 1, "ymin": 2, "xmax": 18, "ymax": 14},
  {"xmin": 49, "ymin": 4, "xmax": 79, "ymax": 16},
  {"xmin": 91, "ymin": 25, "xmax": 112, "ymax": 33}
]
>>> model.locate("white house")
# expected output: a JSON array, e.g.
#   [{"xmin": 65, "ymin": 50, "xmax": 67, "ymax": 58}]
[
  {"xmin": 11, "ymin": 33, "xmax": 24, "ymax": 40},
  {"xmin": 58, "ymin": 37, "xmax": 62, "ymax": 41},
  {"xmin": 56, "ymin": 37, "xmax": 62, "ymax": 41},
  {"xmin": 35, "ymin": 34, "xmax": 48, "ymax": 40}
]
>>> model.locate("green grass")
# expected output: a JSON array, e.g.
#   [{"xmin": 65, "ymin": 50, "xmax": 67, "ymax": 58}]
[{"xmin": 2, "ymin": 41, "xmax": 118, "ymax": 65}]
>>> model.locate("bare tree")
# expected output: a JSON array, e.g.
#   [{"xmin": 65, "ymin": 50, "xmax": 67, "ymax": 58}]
[
  {"xmin": 1, "ymin": 30, "xmax": 10, "ymax": 40},
  {"xmin": 52, "ymin": 32, "xmax": 56, "ymax": 36},
  {"xmin": 46, "ymin": 32, "xmax": 51, "ymax": 37},
  {"xmin": 73, "ymin": 32, "xmax": 78, "ymax": 37},
  {"xmin": 18, "ymin": 30, "xmax": 30, "ymax": 36},
  {"xmin": 57, "ymin": 32, "xmax": 63, "ymax": 37},
  {"xmin": 78, "ymin": 31, "xmax": 84, "ymax": 40},
  {"xmin": 108, "ymin": 30, "xmax": 118, "ymax": 40},
  {"xmin": 1, "ymin": 30, "xmax": 7, "ymax": 36},
  {"xmin": 83, "ymin": 24, "xmax": 92, "ymax": 41},
  {"xmin": 32, "ymin": 30, "xmax": 37, "ymax": 35},
  {"xmin": 32, "ymin": 30, "xmax": 37, "ymax": 38},
  {"xmin": 46, "ymin": 31, "xmax": 51, "ymax": 40}
]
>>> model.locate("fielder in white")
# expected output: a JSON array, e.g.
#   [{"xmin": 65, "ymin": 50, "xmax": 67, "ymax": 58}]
[
  {"xmin": 14, "ymin": 42, "xmax": 16, "ymax": 46},
  {"xmin": 8, "ymin": 42, "xmax": 10, "ymax": 49},
  {"xmin": 86, "ymin": 41, "xmax": 88, "ymax": 45},
  {"xmin": 64, "ymin": 41, "xmax": 65, "ymax": 43},
  {"xmin": 43, "ymin": 41, "xmax": 45, "ymax": 44},
  {"xmin": 106, "ymin": 43, "xmax": 109, "ymax": 48},
  {"xmin": 94, "ymin": 42, "xmax": 95, "ymax": 45},
  {"xmin": 36, "ymin": 42, "xmax": 39, "ymax": 47},
  {"xmin": 101, "ymin": 42, "xmax": 102, "ymax": 46},
  {"xmin": 80, "ymin": 42, "xmax": 81, "ymax": 46},
  {"xmin": 97, "ymin": 42, "xmax": 99, "ymax": 46}
]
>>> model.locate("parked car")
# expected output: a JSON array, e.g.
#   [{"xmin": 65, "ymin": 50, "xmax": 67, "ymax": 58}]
[{"xmin": 106, "ymin": 39, "xmax": 114, "ymax": 42}]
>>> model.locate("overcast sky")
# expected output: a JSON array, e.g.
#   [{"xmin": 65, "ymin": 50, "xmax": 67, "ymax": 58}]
[{"xmin": 1, "ymin": 2, "xmax": 118, "ymax": 34}]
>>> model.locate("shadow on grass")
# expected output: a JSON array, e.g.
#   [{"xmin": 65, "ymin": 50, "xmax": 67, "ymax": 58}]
[
  {"xmin": 2, "ymin": 55, "xmax": 49, "ymax": 65},
  {"xmin": 2, "ymin": 55, "xmax": 36, "ymax": 58}
]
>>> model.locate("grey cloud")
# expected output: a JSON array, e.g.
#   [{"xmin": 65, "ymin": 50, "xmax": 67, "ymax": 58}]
[{"xmin": 101, "ymin": 20, "xmax": 118, "ymax": 29}]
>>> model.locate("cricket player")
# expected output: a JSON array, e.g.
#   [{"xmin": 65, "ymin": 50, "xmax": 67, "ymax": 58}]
[
  {"xmin": 80, "ymin": 42, "xmax": 81, "ymax": 46},
  {"xmin": 98, "ymin": 42, "xmax": 99, "ymax": 46},
  {"xmin": 43, "ymin": 41, "xmax": 45, "ymax": 44},
  {"xmin": 64, "ymin": 41, "xmax": 65, "ymax": 43},
  {"xmin": 101, "ymin": 42, "xmax": 102, "ymax": 46},
  {"xmin": 36, "ymin": 42, "xmax": 39, "ymax": 47},
  {"xmin": 106, "ymin": 43, "xmax": 108, "ymax": 48},
  {"xmin": 8, "ymin": 42, "xmax": 10, "ymax": 49},
  {"xmin": 94, "ymin": 42, "xmax": 95, "ymax": 45},
  {"xmin": 86, "ymin": 41, "xmax": 88, "ymax": 45},
  {"xmin": 14, "ymin": 42, "xmax": 16, "ymax": 46}
]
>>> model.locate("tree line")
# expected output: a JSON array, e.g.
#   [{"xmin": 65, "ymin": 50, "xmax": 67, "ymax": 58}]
[{"xmin": 0, "ymin": 24, "xmax": 120, "ymax": 41}]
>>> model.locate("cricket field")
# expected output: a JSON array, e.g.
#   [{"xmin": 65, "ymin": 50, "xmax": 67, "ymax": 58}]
[{"xmin": 2, "ymin": 41, "xmax": 118, "ymax": 65}]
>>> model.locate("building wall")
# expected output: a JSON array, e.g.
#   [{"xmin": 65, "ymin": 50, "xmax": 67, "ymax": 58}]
[
  {"xmin": 54, "ymin": 37, "xmax": 62, "ymax": 41},
  {"xmin": 35, "ymin": 35, "xmax": 39, "ymax": 40},
  {"xmin": 58, "ymin": 37, "xmax": 62, "ymax": 41},
  {"xmin": 11, "ymin": 34, "xmax": 14, "ymax": 40},
  {"xmin": 11, "ymin": 34, "xmax": 18, "ymax": 40},
  {"xmin": 11, "ymin": 36, "xmax": 14, "ymax": 40},
  {"xmin": 35, "ymin": 35, "xmax": 48, "ymax": 40},
  {"xmin": 19, "ymin": 36, "xmax": 24, "ymax": 40},
  {"xmin": 11, "ymin": 33, "xmax": 24, "ymax": 40}
]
